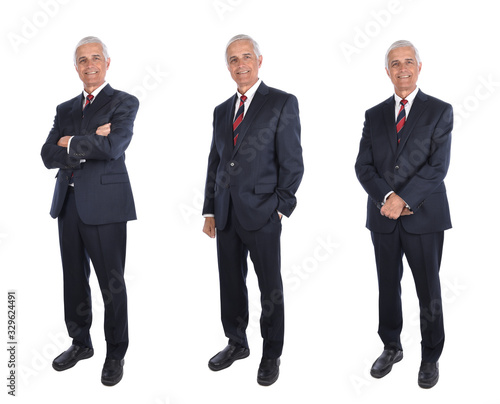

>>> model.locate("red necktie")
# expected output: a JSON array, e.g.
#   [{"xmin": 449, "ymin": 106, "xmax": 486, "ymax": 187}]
[
  {"xmin": 396, "ymin": 99, "xmax": 408, "ymax": 144},
  {"xmin": 82, "ymin": 94, "xmax": 94, "ymax": 116},
  {"xmin": 233, "ymin": 95, "xmax": 247, "ymax": 146}
]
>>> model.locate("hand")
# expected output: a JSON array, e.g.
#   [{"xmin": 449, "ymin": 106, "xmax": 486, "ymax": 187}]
[
  {"xmin": 380, "ymin": 193, "xmax": 407, "ymax": 220},
  {"xmin": 57, "ymin": 136, "xmax": 72, "ymax": 148},
  {"xmin": 203, "ymin": 217, "xmax": 216, "ymax": 238},
  {"xmin": 278, "ymin": 213, "xmax": 283, "ymax": 220},
  {"xmin": 96, "ymin": 123, "xmax": 111, "ymax": 136},
  {"xmin": 400, "ymin": 207, "xmax": 413, "ymax": 216}
]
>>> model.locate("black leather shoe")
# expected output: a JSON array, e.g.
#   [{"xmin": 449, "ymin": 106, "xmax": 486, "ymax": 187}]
[
  {"xmin": 208, "ymin": 344, "xmax": 250, "ymax": 371},
  {"xmin": 257, "ymin": 358, "xmax": 280, "ymax": 386},
  {"xmin": 418, "ymin": 362, "xmax": 439, "ymax": 389},
  {"xmin": 101, "ymin": 358, "xmax": 124, "ymax": 386},
  {"xmin": 52, "ymin": 345, "xmax": 94, "ymax": 371},
  {"xmin": 370, "ymin": 348, "xmax": 403, "ymax": 378}
]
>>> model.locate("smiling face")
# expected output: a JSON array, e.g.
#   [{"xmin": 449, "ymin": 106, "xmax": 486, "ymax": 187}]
[
  {"xmin": 226, "ymin": 39, "xmax": 262, "ymax": 94},
  {"xmin": 75, "ymin": 42, "xmax": 110, "ymax": 94},
  {"xmin": 386, "ymin": 46, "xmax": 421, "ymax": 99}
]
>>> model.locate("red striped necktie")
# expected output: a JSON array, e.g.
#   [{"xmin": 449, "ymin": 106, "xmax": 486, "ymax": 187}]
[
  {"xmin": 82, "ymin": 94, "xmax": 94, "ymax": 116},
  {"xmin": 396, "ymin": 99, "xmax": 408, "ymax": 144},
  {"xmin": 233, "ymin": 95, "xmax": 247, "ymax": 146}
]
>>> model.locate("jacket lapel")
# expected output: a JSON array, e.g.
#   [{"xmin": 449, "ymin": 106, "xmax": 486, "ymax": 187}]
[
  {"xmin": 232, "ymin": 82, "xmax": 269, "ymax": 157},
  {"xmin": 382, "ymin": 96, "xmax": 397, "ymax": 156},
  {"xmin": 224, "ymin": 94, "xmax": 238, "ymax": 155},
  {"xmin": 71, "ymin": 95, "xmax": 84, "ymax": 134}
]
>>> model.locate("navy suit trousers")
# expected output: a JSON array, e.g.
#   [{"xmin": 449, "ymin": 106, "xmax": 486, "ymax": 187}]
[
  {"xmin": 58, "ymin": 188, "xmax": 129, "ymax": 360},
  {"xmin": 216, "ymin": 202, "xmax": 284, "ymax": 359},
  {"xmin": 371, "ymin": 221, "xmax": 445, "ymax": 363}
]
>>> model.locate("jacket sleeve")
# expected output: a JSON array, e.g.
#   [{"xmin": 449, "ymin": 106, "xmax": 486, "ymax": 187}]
[
  {"xmin": 275, "ymin": 94, "xmax": 304, "ymax": 217},
  {"xmin": 355, "ymin": 110, "xmax": 393, "ymax": 208},
  {"xmin": 68, "ymin": 94, "xmax": 139, "ymax": 161},
  {"xmin": 202, "ymin": 108, "xmax": 220, "ymax": 216},
  {"xmin": 41, "ymin": 105, "xmax": 82, "ymax": 170}
]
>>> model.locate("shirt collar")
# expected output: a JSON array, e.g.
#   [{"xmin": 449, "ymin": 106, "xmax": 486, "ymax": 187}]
[
  {"xmin": 237, "ymin": 78, "xmax": 261, "ymax": 101},
  {"xmin": 394, "ymin": 86, "xmax": 419, "ymax": 106},
  {"xmin": 83, "ymin": 81, "xmax": 108, "ymax": 100}
]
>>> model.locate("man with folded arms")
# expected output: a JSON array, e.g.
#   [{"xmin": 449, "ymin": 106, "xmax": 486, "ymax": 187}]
[{"xmin": 41, "ymin": 36, "xmax": 139, "ymax": 386}]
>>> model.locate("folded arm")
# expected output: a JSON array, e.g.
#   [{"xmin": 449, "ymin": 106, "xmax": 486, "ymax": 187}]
[{"xmin": 69, "ymin": 95, "xmax": 139, "ymax": 161}]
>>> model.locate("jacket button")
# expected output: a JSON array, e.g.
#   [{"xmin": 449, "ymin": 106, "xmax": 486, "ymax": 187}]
[
  {"xmin": 395, "ymin": 165, "xmax": 400, "ymax": 170},
  {"xmin": 230, "ymin": 162, "xmax": 235, "ymax": 167}
]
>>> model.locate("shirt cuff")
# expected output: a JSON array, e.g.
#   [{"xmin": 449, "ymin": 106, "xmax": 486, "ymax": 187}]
[
  {"xmin": 67, "ymin": 136, "xmax": 74, "ymax": 154},
  {"xmin": 203, "ymin": 214, "xmax": 215, "ymax": 218},
  {"xmin": 382, "ymin": 191, "xmax": 394, "ymax": 205}
]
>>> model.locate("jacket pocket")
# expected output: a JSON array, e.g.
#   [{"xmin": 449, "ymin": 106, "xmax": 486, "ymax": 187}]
[
  {"xmin": 255, "ymin": 183, "xmax": 277, "ymax": 194},
  {"xmin": 101, "ymin": 173, "xmax": 129, "ymax": 184}
]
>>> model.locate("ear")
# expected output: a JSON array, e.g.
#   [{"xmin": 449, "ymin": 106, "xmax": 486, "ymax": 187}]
[
  {"xmin": 258, "ymin": 55, "xmax": 263, "ymax": 68},
  {"xmin": 385, "ymin": 67, "xmax": 390, "ymax": 78},
  {"xmin": 106, "ymin": 57, "xmax": 111, "ymax": 70},
  {"xmin": 417, "ymin": 62, "xmax": 422, "ymax": 74}
]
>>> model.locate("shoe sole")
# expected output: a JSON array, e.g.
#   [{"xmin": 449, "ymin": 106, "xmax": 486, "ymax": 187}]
[
  {"xmin": 208, "ymin": 350, "xmax": 250, "ymax": 371},
  {"xmin": 102, "ymin": 371, "xmax": 124, "ymax": 387},
  {"xmin": 370, "ymin": 353, "xmax": 403, "ymax": 379},
  {"xmin": 418, "ymin": 374, "xmax": 439, "ymax": 389},
  {"xmin": 52, "ymin": 350, "xmax": 94, "ymax": 372},
  {"xmin": 257, "ymin": 371, "xmax": 279, "ymax": 386}
]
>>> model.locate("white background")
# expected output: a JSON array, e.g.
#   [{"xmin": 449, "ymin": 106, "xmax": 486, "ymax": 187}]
[{"xmin": 1, "ymin": 0, "xmax": 499, "ymax": 403}]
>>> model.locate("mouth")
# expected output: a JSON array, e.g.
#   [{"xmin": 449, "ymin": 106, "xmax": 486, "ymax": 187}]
[
  {"xmin": 85, "ymin": 71, "xmax": 99, "ymax": 75},
  {"xmin": 237, "ymin": 70, "xmax": 250, "ymax": 75},
  {"xmin": 398, "ymin": 74, "xmax": 411, "ymax": 79}
]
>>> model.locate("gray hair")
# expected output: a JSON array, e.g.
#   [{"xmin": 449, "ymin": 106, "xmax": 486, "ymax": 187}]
[
  {"xmin": 74, "ymin": 36, "xmax": 109, "ymax": 64},
  {"xmin": 225, "ymin": 34, "xmax": 261, "ymax": 64},
  {"xmin": 385, "ymin": 40, "xmax": 421, "ymax": 69}
]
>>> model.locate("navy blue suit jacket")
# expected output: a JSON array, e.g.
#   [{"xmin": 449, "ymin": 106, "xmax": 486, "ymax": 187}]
[
  {"xmin": 203, "ymin": 82, "xmax": 304, "ymax": 231},
  {"xmin": 41, "ymin": 84, "xmax": 139, "ymax": 225},
  {"xmin": 355, "ymin": 89, "xmax": 453, "ymax": 234}
]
